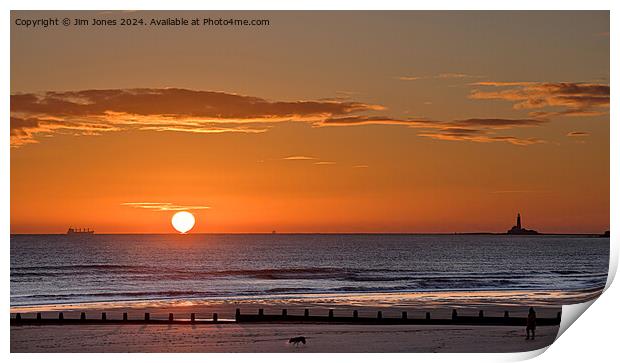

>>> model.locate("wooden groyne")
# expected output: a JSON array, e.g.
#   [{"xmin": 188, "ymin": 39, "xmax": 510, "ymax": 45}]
[{"xmin": 10, "ymin": 309, "xmax": 561, "ymax": 327}]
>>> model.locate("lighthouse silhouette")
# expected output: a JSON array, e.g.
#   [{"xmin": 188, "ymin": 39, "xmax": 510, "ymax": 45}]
[{"xmin": 507, "ymin": 212, "xmax": 538, "ymax": 235}]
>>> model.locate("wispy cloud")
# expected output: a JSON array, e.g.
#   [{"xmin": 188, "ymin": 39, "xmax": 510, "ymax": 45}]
[
  {"xmin": 317, "ymin": 116, "xmax": 547, "ymax": 146},
  {"xmin": 318, "ymin": 115, "xmax": 435, "ymax": 127},
  {"xmin": 418, "ymin": 127, "xmax": 545, "ymax": 146},
  {"xmin": 450, "ymin": 118, "xmax": 546, "ymax": 128},
  {"xmin": 396, "ymin": 76, "xmax": 422, "ymax": 81},
  {"xmin": 469, "ymin": 82, "xmax": 609, "ymax": 118},
  {"xmin": 490, "ymin": 190, "xmax": 549, "ymax": 194},
  {"xmin": 397, "ymin": 73, "xmax": 484, "ymax": 81},
  {"xmin": 437, "ymin": 73, "xmax": 483, "ymax": 79},
  {"xmin": 121, "ymin": 202, "xmax": 210, "ymax": 212},
  {"xmin": 314, "ymin": 161, "xmax": 336, "ymax": 165},
  {"xmin": 567, "ymin": 131, "xmax": 590, "ymax": 137},
  {"xmin": 318, "ymin": 116, "xmax": 544, "ymax": 129},
  {"xmin": 353, "ymin": 165, "xmax": 369, "ymax": 168},
  {"xmin": 283, "ymin": 156, "xmax": 316, "ymax": 160}
]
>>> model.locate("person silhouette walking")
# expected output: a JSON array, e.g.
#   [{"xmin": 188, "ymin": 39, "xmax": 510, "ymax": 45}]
[{"xmin": 526, "ymin": 307, "xmax": 536, "ymax": 340}]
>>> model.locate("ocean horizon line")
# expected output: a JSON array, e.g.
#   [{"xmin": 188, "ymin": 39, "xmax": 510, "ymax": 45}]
[
  {"xmin": 10, "ymin": 231, "xmax": 607, "ymax": 236},
  {"xmin": 10, "ymin": 232, "xmax": 603, "ymax": 237}
]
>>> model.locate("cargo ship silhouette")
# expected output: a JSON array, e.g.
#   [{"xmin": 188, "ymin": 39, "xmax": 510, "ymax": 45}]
[{"xmin": 66, "ymin": 227, "xmax": 94, "ymax": 235}]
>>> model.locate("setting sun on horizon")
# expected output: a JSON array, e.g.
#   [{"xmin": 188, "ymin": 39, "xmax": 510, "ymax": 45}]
[{"xmin": 171, "ymin": 211, "xmax": 196, "ymax": 234}]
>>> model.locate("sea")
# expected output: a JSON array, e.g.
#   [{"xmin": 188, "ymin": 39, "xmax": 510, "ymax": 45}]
[{"xmin": 10, "ymin": 234, "xmax": 609, "ymax": 308}]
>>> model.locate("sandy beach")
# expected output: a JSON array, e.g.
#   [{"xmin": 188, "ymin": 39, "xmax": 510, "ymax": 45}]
[{"xmin": 11, "ymin": 322, "xmax": 557, "ymax": 353}]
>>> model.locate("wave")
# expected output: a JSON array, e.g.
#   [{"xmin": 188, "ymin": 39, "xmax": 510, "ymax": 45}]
[
  {"xmin": 11, "ymin": 283, "xmax": 608, "ymax": 307},
  {"xmin": 17, "ymin": 290, "xmax": 224, "ymax": 300},
  {"xmin": 10, "ymin": 265, "xmax": 608, "ymax": 307},
  {"xmin": 11, "ymin": 265, "xmax": 606, "ymax": 279}
]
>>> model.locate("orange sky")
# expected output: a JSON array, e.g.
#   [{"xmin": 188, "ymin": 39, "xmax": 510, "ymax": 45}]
[{"xmin": 10, "ymin": 11, "xmax": 610, "ymax": 234}]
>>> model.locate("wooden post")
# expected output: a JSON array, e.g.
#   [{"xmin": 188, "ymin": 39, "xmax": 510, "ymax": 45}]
[
  {"xmin": 144, "ymin": 313, "xmax": 150, "ymax": 321},
  {"xmin": 556, "ymin": 311, "xmax": 562, "ymax": 322},
  {"xmin": 282, "ymin": 309, "xmax": 287, "ymax": 317},
  {"xmin": 191, "ymin": 313, "xmax": 195, "ymax": 322},
  {"xmin": 304, "ymin": 308, "xmax": 309, "ymax": 318},
  {"xmin": 102, "ymin": 312, "xmax": 107, "ymax": 321},
  {"xmin": 212, "ymin": 313, "xmax": 218, "ymax": 322},
  {"xmin": 16, "ymin": 313, "xmax": 21, "ymax": 320},
  {"xmin": 258, "ymin": 308, "xmax": 264, "ymax": 316},
  {"xmin": 402, "ymin": 311, "xmax": 407, "ymax": 320},
  {"xmin": 377, "ymin": 311, "xmax": 382, "ymax": 319},
  {"xmin": 504, "ymin": 311, "xmax": 509, "ymax": 318},
  {"xmin": 328, "ymin": 309, "xmax": 334, "ymax": 319},
  {"xmin": 426, "ymin": 312, "xmax": 430, "ymax": 320},
  {"xmin": 80, "ymin": 312, "xmax": 86, "ymax": 320},
  {"xmin": 353, "ymin": 310, "xmax": 358, "ymax": 319},
  {"xmin": 169, "ymin": 313, "xmax": 174, "ymax": 322},
  {"xmin": 478, "ymin": 310, "xmax": 484, "ymax": 318},
  {"xmin": 36, "ymin": 312, "xmax": 41, "ymax": 320},
  {"xmin": 123, "ymin": 312, "xmax": 128, "ymax": 321},
  {"xmin": 452, "ymin": 309, "xmax": 457, "ymax": 320},
  {"xmin": 235, "ymin": 308, "xmax": 241, "ymax": 320},
  {"xmin": 59, "ymin": 312, "xmax": 64, "ymax": 320}
]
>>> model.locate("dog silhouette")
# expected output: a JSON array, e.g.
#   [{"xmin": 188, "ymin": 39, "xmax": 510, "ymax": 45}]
[{"xmin": 288, "ymin": 336, "xmax": 306, "ymax": 346}]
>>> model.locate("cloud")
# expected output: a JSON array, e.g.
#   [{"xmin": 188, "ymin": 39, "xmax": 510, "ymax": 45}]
[
  {"xmin": 121, "ymin": 202, "xmax": 210, "ymax": 212},
  {"xmin": 283, "ymin": 156, "xmax": 316, "ymax": 160},
  {"xmin": 419, "ymin": 133, "xmax": 545, "ymax": 146},
  {"xmin": 353, "ymin": 165, "xmax": 369, "ymax": 168},
  {"xmin": 397, "ymin": 73, "xmax": 484, "ymax": 81},
  {"xmin": 567, "ymin": 131, "xmax": 590, "ymax": 137},
  {"xmin": 437, "ymin": 73, "xmax": 482, "ymax": 79},
  {"xmin": 318, "ymin": 115, "xmax": 547, "ymax": 146},
  {"xmin": 487, "ymin": 136, "xmax": 546, "ymax": 146},
  {"xmin": 10, "ymin": 88, "xmax": 384, "ymax": 147},
  {"xmin": 471, "ymin": 81, "xmax": 533, "ymax": 87},
  {"xmin": 317, "ymin": 115, "xmax": 544, "ymax": 131},
  {"xmin": 469, "ymin": 82, "xmax": 609, "ymax": 117},
  {"xmin": 318, "ymin": 115, "xmax": 437, "ymax": 127},
  {"xmin": 314, "ymin": 161, "xmax": 336, "ymax": 165},
  {"xmin": 418, "ymin": 127, "xmax": 545, "ymax": 146},
  {"xmin": 491, "ymin": 190, "xmax": 548, "ymax": 194},
  {"xmin": 449, "ymin": 118, "xmax": 546, "ymax": 128},
  {"xmin": 11, "ymin": 117, "xmax": 42, "ymax": 146},
  {"xmin": 397, "ymin": 76, "xmax": 422, "ymax": 81},
  {"xmin": 11, "ymin": 88, "xmax": 382, "ymax": 119},
  {"xmin": 11, "ymin": 87, "xmax": 551, "ymax": 148},
  {"xmin": 10, "ymin": 115, "xmax": 122, "ymax": 146}
]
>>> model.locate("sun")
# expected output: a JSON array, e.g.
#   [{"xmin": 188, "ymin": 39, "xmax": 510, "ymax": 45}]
[{"xmin": 171, "ymin": 211, "xmax": 195, "ymax": 234}]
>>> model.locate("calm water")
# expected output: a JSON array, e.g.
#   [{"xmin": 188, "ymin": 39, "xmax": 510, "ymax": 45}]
[{"xmin": 10, "ymin": 234, "xmax": 609, "ymax": 307}]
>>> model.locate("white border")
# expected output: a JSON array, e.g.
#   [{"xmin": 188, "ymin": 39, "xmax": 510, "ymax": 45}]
[{"xmin": 2, "ymin": 1, "xmax": 616, "ymax": 362}]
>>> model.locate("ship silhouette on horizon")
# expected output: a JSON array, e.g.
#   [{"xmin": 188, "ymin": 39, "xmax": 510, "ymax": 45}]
[
  {"xmin": 66, "ymin": 227, "xmax": 94, "ymax": 235},
  {"xmin": 506, "ymin": 213, "xmax": 539, "ymax": 235}
]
